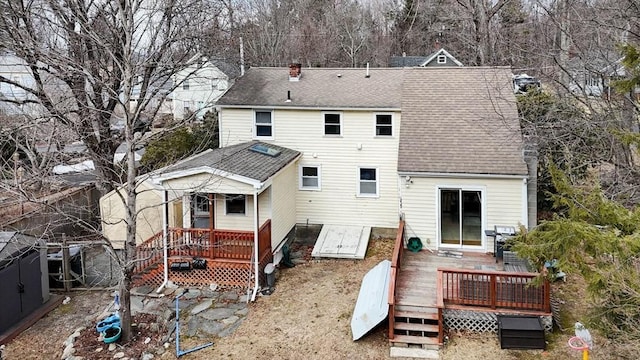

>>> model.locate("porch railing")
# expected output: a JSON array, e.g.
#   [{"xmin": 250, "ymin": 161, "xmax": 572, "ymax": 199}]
[
  {"xmin": 438, "ymin": 267, "xmax": 551, "ymax": 313},
  {"xmin": 388, "ymin": 220, "xmax": 405, "ymax": 340},
  {"xmin": 134, "ymin": 219, "xmax": 272, "ymax": 273},
  {"xmin": 169, "ymin": 227, "xmax": 254, "ymax": 260},
  {"xmin": 134, "ymin": 231, "xmax": 164, "ymax": 273}
]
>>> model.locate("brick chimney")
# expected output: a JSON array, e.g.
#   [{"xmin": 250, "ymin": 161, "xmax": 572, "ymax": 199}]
[{"xmin": 289, "ymin": 63, "xmax": 302, "ymax": 81}]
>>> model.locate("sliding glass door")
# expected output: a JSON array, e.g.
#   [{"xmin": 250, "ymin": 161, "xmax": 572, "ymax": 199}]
[{"xmin": 439, "ymin": 188, "xmax": 483, "ymax": 248}]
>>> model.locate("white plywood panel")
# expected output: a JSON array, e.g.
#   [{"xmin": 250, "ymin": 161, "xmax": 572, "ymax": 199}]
[{"xmin": 351, "ymin": 259, "xmax": 391, "ymax": 340}]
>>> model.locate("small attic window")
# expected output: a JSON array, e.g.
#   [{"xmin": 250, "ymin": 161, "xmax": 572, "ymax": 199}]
[
  {"xmin": 250, "ymin": 144, "xmax": 281, "ymax": 157},
  {"xmin": 437, "ymin": 55, "xmax": 447, "ymax": 64}
]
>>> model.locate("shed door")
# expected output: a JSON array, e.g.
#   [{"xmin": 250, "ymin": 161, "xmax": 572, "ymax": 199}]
[
  {"xmin": 0, "ymin": 249, "xmax": 43, "ymax": 334},
  {"xmin": 0, "ymin": 262, "xmax": 21, "ymax": 333},
  {"xmin": 19, "ymin": 250, "xmax": 44, "ymax": 318}
]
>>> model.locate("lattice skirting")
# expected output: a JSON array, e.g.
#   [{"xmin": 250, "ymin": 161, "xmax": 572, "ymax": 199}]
[
  {"xmin": 444, "ymin": 309, "xmax": 553, "ymax": 333},
  {"xmin": 132, "ymin": 251, "xmax": 274, "ymax": 290},
  {"xmin": 169, "ymin": 259, "xmax": 251, "ymax": 288}
]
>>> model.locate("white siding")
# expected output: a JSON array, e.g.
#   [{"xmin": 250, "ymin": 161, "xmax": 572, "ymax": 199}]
[
  {"xmin": 100, "ymin": 181, "xmax": 180, "ymax": 249},
  {"xmin": 270, "ymin": 161, "xmax": 298, "ymax": 248},
  {"xmin": 400, "ymin": 176, "xmax": 526, "ymax": 252},
  {"xmin": 219, "ymin": 107, "xmax": 401, "ymax": 228}
]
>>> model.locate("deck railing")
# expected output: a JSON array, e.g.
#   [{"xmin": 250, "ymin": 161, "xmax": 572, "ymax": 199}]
[
  {"xmin": 135, "ymin": 220, "xmax": 272, "ymax": 272},
  {"xmin": 388, "ymin": 220, "xmax": 405, "ymax": 340},
  {"xmin": 438, "ymin": 267, "xmax": 551, "ymax": 313},
  {"xmin": 134, "ymin": 231, "xmax": 164, "ymax": 273}
]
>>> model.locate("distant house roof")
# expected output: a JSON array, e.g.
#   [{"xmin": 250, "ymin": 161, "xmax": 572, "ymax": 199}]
[
  {"xmin": 158, "ymin": 141, "xmax": 301, "ymax": 183},
  {"xmin": 398, "ymin": 67, "xmax": 527, "ymax": 176},
  {"xmin": 421, "ymin": 48, "xmax": 463, "ymax": 67},
  {"xmin": 390, "ymin": 56, "xmax": 428, "ymax": 67},
  {"xmin": 216, "ymin": 67, "xmax": 403, "ymax": 109},
  {"xmin": 390, "ymin": 49, "xmax": 463, "ymax": 68}
]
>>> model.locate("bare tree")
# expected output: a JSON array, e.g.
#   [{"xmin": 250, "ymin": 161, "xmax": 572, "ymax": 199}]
[{"xmin": 0, "ymin": 0, "xmax": 225, "ymax": 342}]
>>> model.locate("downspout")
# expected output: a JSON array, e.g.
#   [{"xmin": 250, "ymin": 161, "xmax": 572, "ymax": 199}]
[
  {"xmin": 156, "ymin": 189, "xmax": 169, "ymax": 293},
  {"xmin": 250, "ymin": 187, "xmax": 260, "ymax": 301}
]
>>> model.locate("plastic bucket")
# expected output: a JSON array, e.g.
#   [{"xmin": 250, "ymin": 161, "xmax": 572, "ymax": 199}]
[{"xmin": 103, "ymin": 326, "xmax": 121, "ymax": 344}]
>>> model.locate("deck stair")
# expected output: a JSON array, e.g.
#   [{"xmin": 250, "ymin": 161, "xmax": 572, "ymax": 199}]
[{"xmin": 390, "ymin": 304, "xmax": 441, "ymax": 349}]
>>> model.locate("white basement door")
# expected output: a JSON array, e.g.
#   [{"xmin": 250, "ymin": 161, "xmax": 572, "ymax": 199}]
[{"xmin": 311, "ymin": 225, "xmax": 371, "ymax": 259}]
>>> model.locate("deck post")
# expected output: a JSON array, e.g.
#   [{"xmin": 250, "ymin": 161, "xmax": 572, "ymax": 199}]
[
  {"xmin": 543, "ymin": 278, "xmax": 551, "ymax": 313},
  {"xmin": 489, "ymin": 274, "xmax": 497, "ymax": 309}
]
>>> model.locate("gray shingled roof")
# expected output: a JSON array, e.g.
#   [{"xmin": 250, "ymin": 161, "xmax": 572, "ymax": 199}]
[
  {"xmin": 398, "ymin": 67, "xmax": 527, "ymax": 176},
  {"xmin": 390, "ymin": 56, "xmax": 428, "ymax": 67},
  {"xmin": 216, "ymin": 67, "xmax": 403, "ymax": 109},
  {"xmin": 162, "ymin": 141, "xmax": 300, "ymax": 182}
]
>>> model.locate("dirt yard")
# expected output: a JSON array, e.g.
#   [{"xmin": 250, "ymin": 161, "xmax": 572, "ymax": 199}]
[{"xmin": 2, "ymin": 237, "xmax": 621, "ymax": 359}]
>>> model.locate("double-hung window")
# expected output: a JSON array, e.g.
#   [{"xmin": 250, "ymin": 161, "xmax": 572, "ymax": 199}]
[
  {"xmin": 437, "ymin": 55, "xmax": 447, "ymax": 64},
  {"xmin": 358, "ymin": 167, "xmax": 378, "ymax": 196},
  {"xmin": 255, "ymin": 110, "xmax": 273, "ymax": 138},
  {"xmin": 182, "ymin": 79, "xmax": 190, "ymax": 90},
  {"xmin": 300, "ymin": 165, "xmax": 321, "ymax": 190},
  {"xmin": 324, "ymin": 112, "xmax": 341, "ymax": 136},
  {"xmin": 375, "ymin": 114, "xmax": 393, "ymax": 136}
]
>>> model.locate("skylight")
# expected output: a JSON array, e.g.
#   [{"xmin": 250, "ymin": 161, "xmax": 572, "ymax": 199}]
[{"xmin": 249, "ymin": 143, "xmax": 281, "ymax": 157}]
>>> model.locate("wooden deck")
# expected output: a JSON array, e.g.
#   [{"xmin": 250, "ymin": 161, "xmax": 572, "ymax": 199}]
[
  {"xmin": 395, "ymin": 250, "xmax": 496, "ymax": 308},
  {"xmin": 388, "ymin": 221, "xmax": 550, "ymax": 349}
]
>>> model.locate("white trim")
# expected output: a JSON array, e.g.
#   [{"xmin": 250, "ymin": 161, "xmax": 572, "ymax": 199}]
[
  {"xmin": 437, "ymin": 55, "xmax": 447, "ymax": 64},
  {"xmin": 253, "ymin": 109, "xmax": 274, "ymax": 140},
  {"xmin": 357, "ymin": 166, "xmax": 379, "ymax": 198},
  {"xmin": 322, "ymin": 111, "xmax": 342, "ymax": 136},
  {"xmin": 224, "ymin": 194, "xmax": 247, "ymax": 215},
  {"xmin": 152, "ymin": 166, "xmax": 262, "ymax": 189},
  {"xmin": 436, "ymin": 185, "xmax": 486, "ymax": 250},
  {"xmin": 299, "ymin": 164, "xmax": 322, "ymax": 191},
  {"xmin": 398, "ymin": 171, "xmax": 528, "ymax": 180},
  {"xmin": 421, "ymin": 48, "xmax": 464, "ymax": 67},
  {"xmin": 373, "ymin": 113, "xmax": 394, "ymax": 137}
]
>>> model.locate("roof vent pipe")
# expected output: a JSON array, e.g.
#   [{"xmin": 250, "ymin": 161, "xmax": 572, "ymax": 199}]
[
  {"xmin": 286, "ymin": 90, "xmax": 291, "ymax": 102},
  {"xmin": 365, "ymin": 63, "xmax": 370, "ymax": 78}
]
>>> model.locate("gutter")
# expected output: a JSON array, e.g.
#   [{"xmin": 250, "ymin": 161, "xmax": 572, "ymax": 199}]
[{"xmin": 156, "ymin": 190, "xmax": 169, "ymax": 293}]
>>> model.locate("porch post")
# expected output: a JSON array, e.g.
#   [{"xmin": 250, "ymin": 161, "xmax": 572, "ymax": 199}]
[
  {"xmin": 251, "ymin": 187, "xmax": 260, "ymax": 301},
  {"xmin": 156, "ymin": 190, "xmax": 169, "ymax": 293},
  {"xmin": 209, "ymin": 193, "xmax": 214, "ymax": 258}
]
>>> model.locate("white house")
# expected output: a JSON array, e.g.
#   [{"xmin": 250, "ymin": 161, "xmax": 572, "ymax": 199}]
[
  {"xmin": 215, "ymin": 65, "xmax": 530, "ymax": 254},
  {"xmin": 0, "ymin": 52, "xmax": 43, "ymax": 116},
  {"xmin": 171, "ymin": 56, "xmax": 235, "ymax": 120}
]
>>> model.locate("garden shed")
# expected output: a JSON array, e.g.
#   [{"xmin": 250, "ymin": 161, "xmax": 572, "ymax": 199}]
[{"xmin": 0, "ymin": 232, "xmax": 49, "ymax": 337}]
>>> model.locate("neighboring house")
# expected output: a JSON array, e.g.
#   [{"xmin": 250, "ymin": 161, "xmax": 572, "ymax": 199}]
[
  {"xmin": 567, "ymin": 52, "xmax": 622, "ymax": 97},
  {"xmin": 390, "ymin": 48, "xmax": 463, "ymax": 68},
  {"xmin": 0, "ymin": 52, "xmax": 42, "ymax": 116},
  {"xmin": 171, "ymin": 56, "xmax": 237, "ymax": 120}
]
